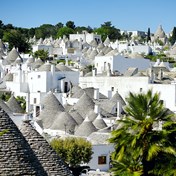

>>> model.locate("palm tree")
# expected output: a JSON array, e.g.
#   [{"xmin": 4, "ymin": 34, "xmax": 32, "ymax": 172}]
[{"xmin": 109, "ymin": 90, "xmax": 176, "ymax": 176}]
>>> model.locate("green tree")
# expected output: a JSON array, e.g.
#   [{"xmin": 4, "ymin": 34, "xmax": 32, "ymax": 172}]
[
  {"xmin": 57, "ymin": 27, "xmax": 74, "ymax": 38},
  {"xmin": 28, "ymin": 28, "xmax": 36, "ymax": 38},
  {"xmin": 0, "ymin": 20, "xmax": 4, "ymax": 29},
  {"xmin": 169, "ymin": 27, "xmax": 176, "ymax": 45},
  {"xmin": 0, "ymin": 92, "xmax": 11, "ymax": 101},
  {"xmin": 109, "ymin": 90, "xmax": 176, "ymax": 176},
  {"xmin": 3, "ymin": 29, "xmax": 31, "ymax": 53},
  {"xmin": 35, "ymin": 24, "xmax": 57, "ymax": 39},
  {"xmin": 16, "ymin": 96, "xmax": 26, "ymax": 112},
  {"xmin": 50, "ymin": 137, "xmax": 93, "ymax": 167},
  {"xmin": 33, "ymin": 49, "xmax": 49, "ymax": 61},
  {"xmin": 94, "ymin": 21, "xmax": 121, "ymax": 41},
  {"xmin": 55, "ymin": 22, "xmax": 64, "ymax": 29},
  {"xmin": 66, "ymin": 21, "xmax": 75, "ymax": 30}
]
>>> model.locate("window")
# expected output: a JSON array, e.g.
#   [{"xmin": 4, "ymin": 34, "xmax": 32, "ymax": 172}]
[
  {"xmin": 34, "ymin": 98, "xmax": 37, "ymax": 104},
  {"xmin": 38, "ymin": 75, "xmax": 41, "ymax": 78},
  {"xmin": 140, "ymin": 88, "xmax": 142, "ymax": 92},
  {"xmin": 111, "ymin": 87, "xmax": 114, "ymax": 91},
  {"xmin": 98, "ymin": 156, "xmax": 106, "ymax": 165}
]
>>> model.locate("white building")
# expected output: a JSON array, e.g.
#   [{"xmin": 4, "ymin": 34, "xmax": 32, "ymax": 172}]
[
  {"xmin": 87, "ymin": 132, "xmax": 114, "ymax": 172},
  {"xmin": 94, "ymin": 54, "xmax": 151, "ymax": 74},
  {"xmin": 121, "ymin": 30, "xmax": 146, "ymax": 38},
  {"xmin": 70, "ymin": 31, "xmax": 101, "ymax": 44}
]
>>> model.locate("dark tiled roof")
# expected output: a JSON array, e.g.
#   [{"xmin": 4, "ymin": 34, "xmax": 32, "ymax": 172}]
[
  {"xmin": 0, "ymin": 107, "xmax": 46, "ymax": 175},
  {"xmin": 20, "ymin": 120, "xmax": 73, "ymax": 176}
]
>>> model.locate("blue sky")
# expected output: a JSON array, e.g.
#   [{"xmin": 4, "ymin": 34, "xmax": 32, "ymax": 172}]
[{"xmin": 1, "ymin": 0, "xmax": 176, "ymax": 33}]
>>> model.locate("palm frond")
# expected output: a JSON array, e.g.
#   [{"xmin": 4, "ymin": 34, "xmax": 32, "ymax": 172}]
[{"xmin": 147, "ymin": 144, "xmax": 161, "ymax": 161}]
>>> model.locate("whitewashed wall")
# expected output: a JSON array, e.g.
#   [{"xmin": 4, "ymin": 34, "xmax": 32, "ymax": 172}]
[
  {"xmin": 87, "ymin": 144, "xmax": 114, "ymax": 171},
  {"xmin": 94, "ymin": 55, "xmax": 151, "ymax": 74}
]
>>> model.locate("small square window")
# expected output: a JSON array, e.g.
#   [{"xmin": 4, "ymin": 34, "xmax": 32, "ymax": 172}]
[
  {"xmin": 38, "ymin": 75, "xmax": 41, "ymax": 78},
  {"xmin": 98, "ymin": 156, "xmax": 106, "ymax": 165}
]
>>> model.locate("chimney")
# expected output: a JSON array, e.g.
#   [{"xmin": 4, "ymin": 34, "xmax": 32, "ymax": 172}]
[
  {"xmin": 92, "ymin": 68, "xmax": 97, "ymax": 76},
  {"xmin": 150, "ymin": 68, "xmax": 155, "ymax": 83},
  {"xmin": 94, "ymin": 88, "xmax": 99, "ymax": 100},
  {"xmin": 94, "ymin": 104, "xmax": 100, "ymax": 114},
  {"xmin": 61, "ymin": 79, "xmax": 65, "ymax": 93},
  {"xmin": 51, "ymin": 64, "xmax": 55, "ymax": 89},
  {"xmin": 117, "ymin": 101, "xmax": 121, "ymax": 120}
]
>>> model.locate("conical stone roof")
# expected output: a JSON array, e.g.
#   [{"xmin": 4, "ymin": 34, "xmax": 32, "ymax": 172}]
[
  {"xmin": 0, "ymin": 107, "xmax": 46, "ymax": 175},
  {"xmin": 93, "ymin": 113, "xmax": 107, "ymax": 129},
  {"xmin": 90, "ymin": 39, "xmax": 98, "ymax": 47},
  {"xmin": 38, "ymin": 92, "xmax": 64, "ymax": 129},
  {"xmin": 89, "ymin": 49, "xmax": 98, "ymax": 59},
  {"xmin": 31, "ymin": 58, "xmax": 44, "ymax": 69},
  {"xmin": 20, "ymin": 120, "xmax": 73, "ymax": 176},
  {"xmin": 69, "ymin": 109, "xmax": 84, "ymax": 125},
  {"xmin": 50, "ymin": 112, "xmax": 77, "ymax": 134},
  {"xmin": 97, "ymin": 50, "xmax": 105, "ymax": 56},
  {"xmin": 87, "ymin": 110, "xmax": 97, "ymax": 121},
  {"xmin": 6, "ymin": 95, "xmax": 23, "ymax": 113},
  {"xmin": 3, "ymin": 73, "xmax": 13, "ymax": 81},
  {"xmin": 154, "ymin": 25, "xmax": 166, "ymax": 38},
  {"xmin": 6, "ymin": 47, "xmax": 19, "ymax": 63},
  {"xmin": 110, "ymin": 90, "xmax": 126, "ymax": 106},
  {"xmin": 97, "ymin": 42, "xmax": 105, "ymax": 49},
  {"xmin": 104, "ymin": 36, "xmax": 110, "ymax": 46},
  {"xmin": 75, "ymin": 116, "xmax": 97, "ymax": 137},
  {"xmin": 70, "ymin": 93, "xmax": 95, "ymax": 118},
  {"xmin": 104, "ymin": 46, "xmax": 113, "ymax": 55}
]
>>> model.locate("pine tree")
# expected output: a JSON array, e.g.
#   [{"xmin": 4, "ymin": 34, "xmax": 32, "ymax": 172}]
[
  {"xmin": 147, "ymin": 28, "xmax": 151, "ymax": 42},
  {"xmin": 170, "ymin": 27, "xmax": 176, "ymax": 45}
]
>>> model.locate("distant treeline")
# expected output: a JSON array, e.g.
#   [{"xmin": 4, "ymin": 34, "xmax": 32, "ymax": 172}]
[{"xmin": 0, "ymin": 20, "xmax": 123, "ymax": 41}]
